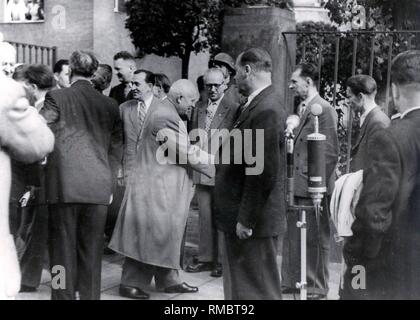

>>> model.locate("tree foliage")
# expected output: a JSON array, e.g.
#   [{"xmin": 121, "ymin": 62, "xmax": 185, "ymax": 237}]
[
  {"xmin": 125, "ymin": 0, "xmax": 224, "ymax": 78},
  {"xmin": 125, "ymin": 0, "xmax": 294, "ymax": 78}
]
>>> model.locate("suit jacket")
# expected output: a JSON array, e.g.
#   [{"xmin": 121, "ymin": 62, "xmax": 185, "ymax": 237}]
[
  {"xmin": 350, "ymin": 106, "xmax": 390, "ymax": 172},
  {"xmin": 293, "ymin": 94, "xmax": 339, "ymax": 197},
  {"xmin": 344, "ymin": 109, "xmax": 420, "ymax": 299},
  {"xmin": 213, "ymin": 85, "xmax": 287, "ymax": 237},
  {"xmin": 41, "ymin": 80, "xmax": 123, "ymax": 205},
  {"xmin": 119, "ymin": 98, "xmax": 161, "ymax": 179},
  {"xmin": 109, "ymin": 99, "xmax": 214, "ymax": 268},
  {"xmin": 190, "ymin": 96, "xmax": 239, "ymax": 186},
  {"xmin": 109, "ymin": 83, "xmax": 133, "ymax": 105}
]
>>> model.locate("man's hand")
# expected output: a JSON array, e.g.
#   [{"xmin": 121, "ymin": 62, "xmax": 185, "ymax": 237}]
[
  {"xmin": 0, "ymin": 234, "xmax": 21, "ymax": 300},
  {"xmin": 236, "ymin": 222, "xmax": 253, "ymax": 240}
]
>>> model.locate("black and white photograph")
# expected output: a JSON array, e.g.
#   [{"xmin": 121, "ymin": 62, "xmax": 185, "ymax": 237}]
[{"xmin": 1, "ymin": 0, "xmax": 420, "ymax": 308}]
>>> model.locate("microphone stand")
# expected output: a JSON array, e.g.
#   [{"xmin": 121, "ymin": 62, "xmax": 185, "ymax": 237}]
[{"xmin": 285, "ymin": 113, "xmax": 326, "ymax": 301}]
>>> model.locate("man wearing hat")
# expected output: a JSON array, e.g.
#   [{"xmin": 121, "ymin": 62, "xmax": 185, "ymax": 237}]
[{"xmin": 209, "ymin": 52, "xmax": 241, "ymax": 108}]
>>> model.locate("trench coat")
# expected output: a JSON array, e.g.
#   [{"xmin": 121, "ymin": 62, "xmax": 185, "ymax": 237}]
[{"xmin": 109, "ymin": 98, "xmax": 214, "ymax": 269}]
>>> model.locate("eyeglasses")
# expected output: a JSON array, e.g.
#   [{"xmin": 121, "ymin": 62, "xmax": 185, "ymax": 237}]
[{"xmin": 205, "ymin": 83, "xmax": 223, "ymax": 89}]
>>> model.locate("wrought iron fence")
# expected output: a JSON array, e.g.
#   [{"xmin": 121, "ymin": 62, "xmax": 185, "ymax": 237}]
[
  {"xmin": 282, "ymin": 30, "xmax": 420, "ymax": 174},
  {"xmin": 7, "ymin": 41, "xmax": 57, "ymax": 68}
]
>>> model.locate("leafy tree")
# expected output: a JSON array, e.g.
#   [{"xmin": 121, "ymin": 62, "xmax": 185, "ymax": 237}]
[
  {"xmin": 125, "ymin": 0, "xmax": 293, "ymax": 79},
  {"xmin": 125, "ymin": 0, "xmax": 224, "ymax": 79}
]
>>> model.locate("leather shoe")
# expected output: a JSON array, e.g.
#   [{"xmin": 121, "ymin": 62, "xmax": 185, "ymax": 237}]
[
  {"xmin": 119, "ymin": 285, "xmax": 150, "ymax": 300},
  {"xmin": 164, "ymin": 282, "xmax": 199, "ymax": 294},
  {"xmin": 210, "ymin": 264, "xmax": 222, "ymax": 277},
  {"xmin": 307, "ymin": 293, "xmax": 326, "ymax": 300},
  {"xmin": 185, "ymin": 261, "xmax": 213, "ymax": 273}
]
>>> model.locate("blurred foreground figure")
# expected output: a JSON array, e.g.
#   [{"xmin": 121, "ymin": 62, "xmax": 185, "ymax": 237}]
[{"xmin": 0, "ymin": 74, "xmax": 54, "ymax": 300}]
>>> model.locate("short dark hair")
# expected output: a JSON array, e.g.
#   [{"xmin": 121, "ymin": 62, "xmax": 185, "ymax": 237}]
[
  {"xmin": 152, "ymin": 73, "xmax": 171, "ymax": 94},
  {"xmin": 346, "ymin": 75, "xmax": 377, "ymax": 96},
  {"xmin": 12, "ymin": 64, "xmax": 27, "ymax": 81},
  {"xmin": 92, "ymin": 64, "xmax": 113, "ymax": 92},
  {"xmin": 237, "ymin": 48, "xmax": 272, "ymax": 73},
  {"xmin": 391, "ymin": 50, "xmax": 420, "ymax": 86},
  {"xmin": 53, "ymin": 59, "xmax": 69, "ymax": 74},
  {"xmin": 113, "ymin": 51, "xmax": 135, "ymax": 61},
  {"xmin": 23, "ymin": 64, "xmax": 55, "ymax": 90},
  {"xmin": 133, "ymin": 69, "xmax": 154, "ymax": 84},
  {"xmin": 69, "ymin": 51, "xmax": 98, "ymax": 78},
  {"xmin": 296, "ymin": 63, "xmax": 319, "ymax": 82}
]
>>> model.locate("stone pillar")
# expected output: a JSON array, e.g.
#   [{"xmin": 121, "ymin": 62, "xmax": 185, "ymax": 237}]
[{"xmin": 221, "ymin": 7, "xmax": 296, "ymax": 110}]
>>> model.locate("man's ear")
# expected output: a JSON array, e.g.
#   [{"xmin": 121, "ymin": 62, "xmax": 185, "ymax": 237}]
[
  {"xmin": 244, "ymin": 65, "xmax": 252, "ymax": 76},
  {"xmin": 176, "ymin": 96, "xmax": 182, "ymax": 105},
  {"xmin": 305, "ymin": 77, "xmax": 313, "ymax": 87}
]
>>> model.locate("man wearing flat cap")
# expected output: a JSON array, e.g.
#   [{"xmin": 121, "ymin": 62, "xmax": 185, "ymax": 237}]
[{"xmin": 209, "ymin": 52, "xmax": 241, "ymax": 108}]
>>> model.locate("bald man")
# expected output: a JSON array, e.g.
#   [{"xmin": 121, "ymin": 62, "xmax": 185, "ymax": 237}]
[
  {"xmin": 0, "ymin": 35, "xmax": 17, "ymax": 77},
  {"xmin": 110, "ymin": 80, "xmax": 215, "ymax": 299}
]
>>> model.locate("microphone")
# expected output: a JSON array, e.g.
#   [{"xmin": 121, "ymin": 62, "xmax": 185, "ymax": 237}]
[
  {"xmin": 307, "ymin": 104, "xmax": 327, "ymax": 204},
  {"xmin": 285, "ymin": 114, "xmax": 300, "ymax": 138}
]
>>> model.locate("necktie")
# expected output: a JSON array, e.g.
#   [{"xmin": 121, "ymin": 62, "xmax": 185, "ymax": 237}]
[
  {"xmin": 205, "ymin": 102, "xmax": 217, "ymax": 132},
  {"xmin": 138, "ymin": 101, "xmax": 147, "ymax": 132}
]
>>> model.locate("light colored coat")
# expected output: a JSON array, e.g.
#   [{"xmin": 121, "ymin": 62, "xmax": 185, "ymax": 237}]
[
  {"xmin": 0, "ymin": 76, "xmax": 54, "ymax": 299},
  {"xmin": 109, "ymin": 99, "xmax": 214, "ymax": 269}
]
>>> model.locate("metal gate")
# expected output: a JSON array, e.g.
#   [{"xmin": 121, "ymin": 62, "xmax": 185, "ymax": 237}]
[{"xmin": 282, "ymin": 30, "xmax": 420, "ymax": 174}]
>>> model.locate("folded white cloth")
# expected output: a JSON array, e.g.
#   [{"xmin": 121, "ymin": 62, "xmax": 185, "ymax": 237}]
[{"xmin": 330, "ymin": 170, "xmax": 364, "ymax": 240}]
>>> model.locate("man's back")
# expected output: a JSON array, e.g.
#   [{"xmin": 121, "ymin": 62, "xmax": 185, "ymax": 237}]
[
  {"xmin": 43, "ymin": 80, "xmax": 123, "ymax": 205},
  {"xmin": 346, "ymin": 109, "xmax": 420, "ymax": 299},
  {"xmin": 214, "ymin": 85, "xmax": 286, "ymax": 238}
]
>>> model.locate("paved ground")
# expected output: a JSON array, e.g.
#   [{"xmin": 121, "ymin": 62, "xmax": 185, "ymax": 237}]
[{"xmin": 16, "ymin": 203, "xmax": 342, "ymax": 300}]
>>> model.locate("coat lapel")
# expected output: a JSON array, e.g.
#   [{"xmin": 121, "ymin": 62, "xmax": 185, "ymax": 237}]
[
  {"xmin": 233, "ymin": 86, "xmax": 273, "ymax": 129},
  {"xmin": 137, "ymin": 98, "xmax": 157, "ymax": 141},
  {"xmin": 352, "ymin": 107, "xmax": 379, "ymax": 151},
  {"xmin": 128, "ymin": 101, "xmax": 139, "ymax": 130},
  {"xmin": 209, "ymin": 101, "xmax": 230, "ymax": 135},
  {"xmin": 295, "ymin": 95, "xmax": 319, "ymax": 139}
]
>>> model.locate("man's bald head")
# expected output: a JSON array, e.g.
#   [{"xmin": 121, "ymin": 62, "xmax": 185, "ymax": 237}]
[
  {"xmin": 168, "ymin": 79, "xmax": 199, "ymax": 117},
  {"xmin": 0, "ymin": 40, "xmax": 16, "ymax": 77}
]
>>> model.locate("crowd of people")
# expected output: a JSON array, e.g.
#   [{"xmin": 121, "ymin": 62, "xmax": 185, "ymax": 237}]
[
  {"xmin": 2, "ymin": 33, "xmax": 420, "ymax": 300},
  {"xmin": 5, "ymin": 0, "xmax": 44, "ymax": 23}
]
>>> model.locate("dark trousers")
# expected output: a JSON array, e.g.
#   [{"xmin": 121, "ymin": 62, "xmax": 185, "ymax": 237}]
[
  {"xmin": 121, "ymin": 258, "xmax": 179, "ymax": 290},
  {"xmin": 18, "ymin": 205, "xmax": 49, "ymax": 288},
  {"xmin": 105, "ymin": 185, "xmax": 125, "ymax": 239},
  {"xmin": 48, "ymin": 204, "xmax": 107, "ymax": 300},
  {"xmin": 282, "ymin": 197, "xmax": 330, "ymax": 295},
  {"xmin": 196, "ymin": 185, "xmax": 220, "ymax": 264},
  {"xmin": 221, "ymin": 232, "xmax": 282, "ymax": 300}
]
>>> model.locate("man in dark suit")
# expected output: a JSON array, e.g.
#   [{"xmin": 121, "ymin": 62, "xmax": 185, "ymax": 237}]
[
  {"xmin": 214, "ymin": 48, "xmax": 286, "ymax": 300},
  {"xmin": 346, "ymin": 75, "xmax": 390, "ymax": 172},
  {"xmin": 41, "ymin": 51, "xmax": 123, "ymax": 300},
  {"xmin": 282, "ymin": 63, "xmax": 339, "ymax": 299},
  {"xmin": 109, "ymin": 51, "xmax": 136, "ymax": 105},
  {"xmin": 186, "ymin": 68, "xmax": 239, "ymax": 277},
  {"xmin": 343, "ymin": 50, "xmax": 420, "ymax": 300}
]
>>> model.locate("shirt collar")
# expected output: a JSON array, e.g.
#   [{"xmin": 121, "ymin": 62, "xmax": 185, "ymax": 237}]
[
  {"xmin": 301, "ymin": 91, "xmax": 318, "ymax": 107},
  {"xmin": 139, "ymin": 94, "xmax": 154, "ymax": 113},
  {"xmin": 207, "ymin": 94, "xmax": 224, "ymax": 108},
  {"xmin": 400, "ymin": 106, "xmax": 420, "ymax": 119},
  {"xmin": 360, "ymin": 104, "xmax": 377, "ymax": 127},
  {"xmin": 244, "ymin": 85, "xmax": 270, "ymax": 108},
  {"xmin": 34, "ymin": 98, "xmax": 45, "ymax": 112}
]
